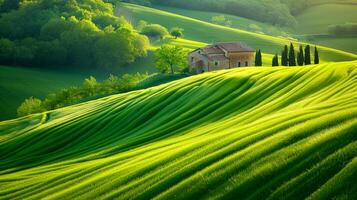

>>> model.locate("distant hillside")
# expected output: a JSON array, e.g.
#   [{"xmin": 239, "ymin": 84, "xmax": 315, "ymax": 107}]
[
  {"xmin": 1, "ymin": 61, "xmax": 357, "ymax": 199},
  {"xmin": 123, "ymin": 0, "xmax": 357, "ymax": 26},
  {"xmin": 118, "ymin": 3, "xmax": 357, "ymax": 62}
]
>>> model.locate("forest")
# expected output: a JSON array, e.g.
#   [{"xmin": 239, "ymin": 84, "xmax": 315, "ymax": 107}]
[{"xmin": 0, "ymin": 0, "xmax": 149, "ymax": 69}]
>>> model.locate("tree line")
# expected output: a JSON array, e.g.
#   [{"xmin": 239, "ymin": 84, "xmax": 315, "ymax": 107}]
[
  {"xmin": 254, "ymin": 43, "xmax": 320, "ymax": 67},
  {"xmin": 0, "ymin": 0, "xmax": 149, "ymax": 69},
  {"xmin": 17, "ymin": 72, "xmax": 187, "ymax": 117}
]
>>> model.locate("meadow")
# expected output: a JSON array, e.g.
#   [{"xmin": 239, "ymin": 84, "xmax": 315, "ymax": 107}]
[
  {"xmin": 0, "ymin": 61, "xmax": 356, "ymax": 199},
  {"xmin": 294, "ymin": 3, "xmax": 357, "ymax": 53},
  {"xmin": 0, "ymin": 58, "xmax": 156, "ymax": 121},
  {"xmin": 140, "ymin": 2, "xmax": 357, "ymax": 54},
  {"xmin": 118, "ymin": 3, "xmax": 357, "ymax": 62}
]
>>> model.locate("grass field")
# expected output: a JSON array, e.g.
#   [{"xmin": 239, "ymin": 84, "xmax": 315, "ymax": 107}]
[
  {"xmin": 0, "ymin": 61, "xmax": 357, "ymax": 199},
  {"xmin": 152, "ymin": 5, "xmax": 291, "ymax": 37},
  {"xmin": 294, "ymin": 3, "xmax": 357, "ymax": 53},
  {"xmin": 295, "ymin": 3, "xmax": 357, "ymax": 34},
  {"xmin": 135, "ymin": 2, "xmax": 357, "ymax": 54},
  {"xmin": 118, "ymin": 3, "xmax": 357, "ymax": 62},
  {"xmin": 0, "ymin": 58, "xmax": 156, "ymax": 121}
]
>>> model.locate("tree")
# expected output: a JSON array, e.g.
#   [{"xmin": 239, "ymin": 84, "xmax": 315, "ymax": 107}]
[
  {"xmin": 0, "ymin": 0, "xmax": 20, "ymax": 12},
  {"xmin": 83, "ymin": 76, "xmax": 99, "ymax": 96},
  {"xmin": 297, "ymin": 45, "xmax": 304, "ymax": 66},
  {"xmin": 272, "ymin": 54, "xmax": 279, "ymax": 66},
  {"xmin": 17, "ymin": 97, "xmax": 45, "ymax": 117},
  {"xmin": 211, "ymin": 15, "xmax": 232, "ymax": 27},
  {"xmin": 170, "ymin": 27, "xmax": 184, "ymax": 39},
  {"xmin": 304, "ymin": 45, "xmax": 311, "ymax": 65},
  {"xmin": 255, "ymin": 49, "xmax": 262, "ymax": 66},
  {"xmin": 288, "ymin": 43, "xmax": 296, "ymax": 66},
  {"xmin": 281, "ymin": 45, "xmax": 288, "ymax": 66},
  {"xmin": 140, "ymin": 24, "xmax": 169, "ymax": 40},
  {"xmin": 154, "ymin": 45, "xmax": 188, "ymax": 74},
  {"xmin": 314, "ymin": 46, "xmax": 319, "ymax": 64}
]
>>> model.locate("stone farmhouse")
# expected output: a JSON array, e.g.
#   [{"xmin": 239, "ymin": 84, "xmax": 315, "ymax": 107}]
[{"xmin": 188, "ymin": 42, "xmax": 255, "ymax": 73}]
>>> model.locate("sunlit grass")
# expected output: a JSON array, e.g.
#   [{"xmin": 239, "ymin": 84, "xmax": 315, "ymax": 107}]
[
  {"xmin": 0, "ymin": 61, "xmax": 356, "ymax": 199},
  {"xmin": 118, "ymin": 3, "xmax": 357, "ymax": 62}
]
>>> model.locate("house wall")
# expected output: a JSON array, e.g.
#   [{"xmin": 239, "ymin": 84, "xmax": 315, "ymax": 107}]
[
  {"xmin": 189, "ymin": 51, "xmax": 209, "ymax": 73},
  {"xmin": 208, "ymin": 60, "xmax": 229, "ymax": 71},
  {"xmin": 228, "ymin": 52, "xmax": 255, "ymax": 68},
  {"xmin": 189, "ymin": 50, "xmax": 255, "ymax": 73}
]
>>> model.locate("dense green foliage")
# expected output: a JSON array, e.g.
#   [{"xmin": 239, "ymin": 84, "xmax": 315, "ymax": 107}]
[
  {"xmin": 297, "ymin": 45, "xmax": 304, "ymax": 66},
  {"xmin": 289, "ymin": 43, "xmax": 297, "ymax": 66},
  {"xmin": 304, "ymin": 45, "xmax": 311, "ymax": 65},
  {"xmin": 281, "ymin": 45, "xmax": 289, "ymax": 66},
  {"xmin": 315, "ymin": 46, "xmax": 320, "ymax": 64},
  {"xmin": 170, "ymin": 27, "xmax": 184, "ymax": 39},
  {"xmin": 328, "ymin": 23, "xmax": 357, "ymax": 36},
  {"xmin": 1, "ymin": 61, "xmax": 357, "ymax": 199},
  {"xmin": 137, "ymin": 21, "xmax": 169, "ymax": 40},
  {"xmin": 255, "ymin": 50, "xmax": 262, "ymax": 66},
  {"xmin": 210, "ymin": 15, "xmax": 232, "ymax": 27},
  {"xmin": 272, "ymin": 54, "xmax": 279, "ymax": 66},
  {"xmin": 0, "ymin": 0, "xmax": 149, "ymax": 69},
  {"xmin": 16, "ymin": 73, "xmax": 149, "ymax": 117},
  {"xmin": 16, "ymin": 97, "xmax": 45, "ymax": 117},
  {"xmin": 154, "ymin": 45, "xmax": 188, "ymax": 74}
]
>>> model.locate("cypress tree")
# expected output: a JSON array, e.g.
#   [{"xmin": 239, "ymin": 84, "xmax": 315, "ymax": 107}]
[
  {"xmin": 288, "ymin": 43, "xmax": 296, "ymax": 66},
  {"xmin": 314, "ymin": 46, "xmax": 319, "ymax": 64},
  {"xmin": 281, "ymin": 45, "xmax": 288, "ymax": 66},
  {"xmin": 304, "ymin": 45, "xmax": 311, "ymax": 65},
  {"xmin": 272, "ymin": 54, "xmax": 279, "ymax": 66},
  {"xmin": 255, "ymin": 49, "xmax": 262, "ymax": 66},
  {"xmin": 297, "ymin": 45, "xmax": 304, "ymax": 66}
]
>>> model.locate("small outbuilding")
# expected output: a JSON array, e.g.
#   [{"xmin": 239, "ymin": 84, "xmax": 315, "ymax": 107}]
[{"xmin": 188, "ymin": 42, "xmax": 255, "ymax": 73}]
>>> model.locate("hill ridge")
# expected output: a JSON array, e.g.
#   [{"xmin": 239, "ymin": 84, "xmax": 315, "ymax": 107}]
[{"xmin": 0, "ymin": 61, "xmax": 357, "ymax": 199}]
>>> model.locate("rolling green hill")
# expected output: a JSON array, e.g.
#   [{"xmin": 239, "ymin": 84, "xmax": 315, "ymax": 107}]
[
  {"xmin": 118, "ymin": 3, "xmax": 357, "ymax": 62},
  {"xmin": 294, "ymin": 3, "xmax": 357, "ymax": 53},
  {"xmin": 1, "ymin": 61, "xmax": 357, "ymax": 199},
  {"xmin": 0, "ymin": 59, "xmax": 156, "ymax": 121}
]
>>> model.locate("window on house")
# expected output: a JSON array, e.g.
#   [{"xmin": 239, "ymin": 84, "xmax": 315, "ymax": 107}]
[
  {"xmin": 238, "ymin": 62, "xmax": 241, "ymax": 67},
  {"xmin": 215, "ymin": 61, "xmax": 218, "ymax": 66},
  {"xmin": 191, "ymin": 57, "xmax": 194, "ymax": 62},
  {"xmin": 245, "ymin": 61, "xmax": 248, "ymax": 66}
]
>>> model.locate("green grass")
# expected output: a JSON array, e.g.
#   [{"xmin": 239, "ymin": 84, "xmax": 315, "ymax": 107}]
[
  {"xmin": 295, "ymin": 3, "xmax": 357, "ymax": 34},
  {"xmin": 152, "ymin": 5, "xmax": 291, "ymax": 37},
  {"xmin": 294, "ymin": 3, "xmax": 357, "ymax": 53},
  {"xmin": 0, "ymin": 58, "xmax": 156, "ymax": 121},
  {"xmin": 0, "ymin": 61, "xmax": 357, "ymax": 199},
  {"xmin": 118, "ymin": 3, "xmax": 357, "ymax": 63},
  {"xmin": 306, "ymin": 37, "xmax": 357, "ymax": 54}
]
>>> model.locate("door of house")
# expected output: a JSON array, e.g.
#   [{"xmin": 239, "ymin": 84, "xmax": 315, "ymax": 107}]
[{"xmin": 238, "ymin": 62, "xmax": 241, "ymax": 67}]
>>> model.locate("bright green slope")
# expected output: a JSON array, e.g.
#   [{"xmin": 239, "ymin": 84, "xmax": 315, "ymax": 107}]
[
  {"xmin": 118, "ymin": 3, "xmax": 357, "ymax": 62},
  {"xmin": 1, "ymin": 61, "xmax": 357, "ymax": 199}
]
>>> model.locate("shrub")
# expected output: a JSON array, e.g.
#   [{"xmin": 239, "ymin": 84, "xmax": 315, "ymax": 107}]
[
  {"xmin": 140, "ymin": 24, "xmax": 169, "ymax": 39},
  {"xmin": 17, "ymin": 97, "xmax": 45, "ymax": 117},
  {"xmin": 170, "ymin": 27, "xmax": 184, "ymax": 39},
  {"xmin": 328, "ymin": 23, "xmax": 357, "ymax": 36},
  {"xmin": 211, "ymin": 15, "xmax": 232, "ymax": 27}
]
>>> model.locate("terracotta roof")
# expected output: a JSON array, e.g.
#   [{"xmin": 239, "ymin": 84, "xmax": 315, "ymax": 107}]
[
  {"xmin": 206, "ymin": 54, "xmax": 228, "ymax": 61},
  {"xmin": 201, "ymin": 45, "xmax": 224, "ymax": 54},
  {"xmin": 192, "ymin": 42, "xmax": 254, "ymax": 55},
  {"xmin": 216, "ymin": 42, "xmax": 255, "ymax": 52}
]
